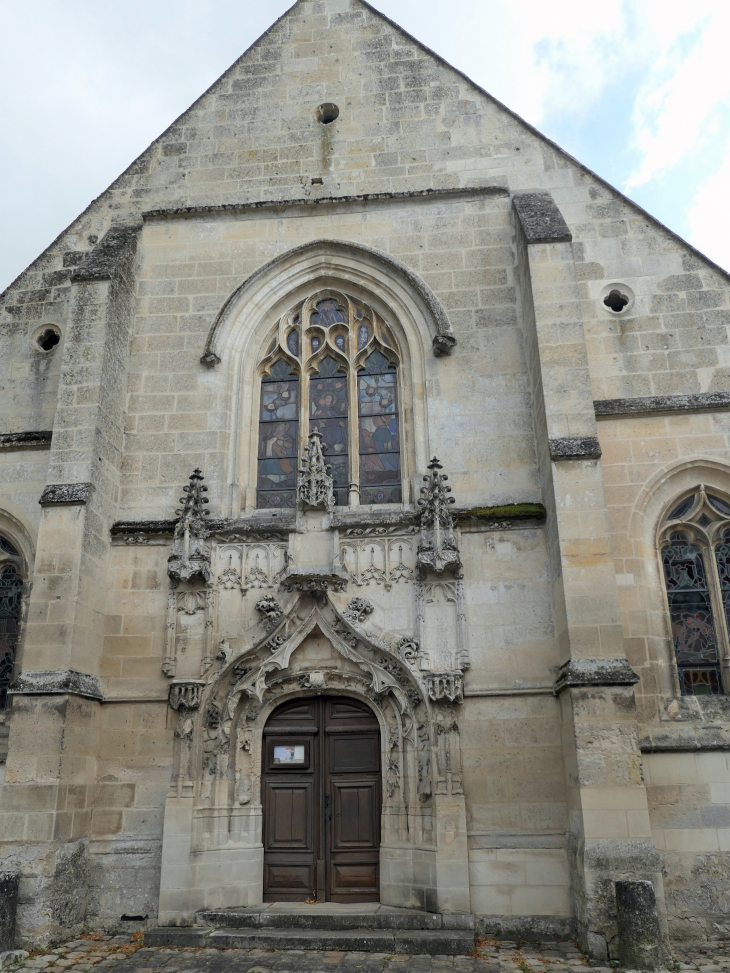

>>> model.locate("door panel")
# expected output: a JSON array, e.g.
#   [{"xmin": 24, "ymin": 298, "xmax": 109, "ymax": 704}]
[
  {"xmin": 262, "ymin": 696, "xmax": 381, "ymax": 902},
  {"xmin": 332, "ymin": 780, "xmax": 378, "ymax": 847},
  {"xmin": 265, "ymin": 781, "xmax": 313, "ymax": 849}
]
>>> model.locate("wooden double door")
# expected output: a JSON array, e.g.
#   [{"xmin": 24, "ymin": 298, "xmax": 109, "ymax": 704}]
[{"xmin": 262, "ymin": 696, "xmax": 381, "ymax": 902}]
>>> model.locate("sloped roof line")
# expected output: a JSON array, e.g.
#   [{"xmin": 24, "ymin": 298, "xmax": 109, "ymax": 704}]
[
  {"xmin": 3, "ymin": 0, "xmax": 728, "ymax": 304},
  {"xmin": 354, "ymin": 0, "xmax": 729, "ymax": 282}
]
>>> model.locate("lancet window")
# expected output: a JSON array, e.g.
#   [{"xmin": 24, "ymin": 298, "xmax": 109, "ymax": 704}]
[
  {"xmin": 255, "ymin": 292, "xmax": 402, "ymax": 508},
  {"xmin": 0, "ymin": 535, "xmax": 23, "ymax": 709},
  {"xmin": 659, "ymin": 488, "xmax": 730, "ymax": 695}
]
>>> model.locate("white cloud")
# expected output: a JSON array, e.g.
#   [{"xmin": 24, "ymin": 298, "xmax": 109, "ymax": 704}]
[
  {"xmin": 624, "ymin": 2, "xmax": 730, "ymax": 189},
  {"xmin": 686, "ymin": 135, "xmax": 730, "ymax": 271}
]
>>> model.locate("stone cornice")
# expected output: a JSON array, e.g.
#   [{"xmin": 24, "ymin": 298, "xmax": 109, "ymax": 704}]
[
  {"xmin": 553, "ymin": 658, "xmax": 639, "ymax": 695},
  {"xmin": 11, "ymin": 669, "xmax": 103, "ymax": 701},
  {"xmin": 595, "ymin": 392, "xmax": 730, "ymax": 419},
  {"xmin": 0, "ymin": 431, "xmax": 52, "ymax": 451},
  {"xmin": 142, "ymin": 186, "xmax": 509, "ymax": 223}
]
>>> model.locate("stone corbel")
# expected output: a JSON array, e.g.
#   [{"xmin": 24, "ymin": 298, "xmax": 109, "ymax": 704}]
[
  {"xmin": 425, "ymin": 671, "xmax": 464, "ymax": 704},
  {"xmin": 168, "ymin": 680, "xmax": 205, "ymax": 710}
]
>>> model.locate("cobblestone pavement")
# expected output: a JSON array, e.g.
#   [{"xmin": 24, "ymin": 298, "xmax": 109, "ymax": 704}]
[{"xmin": 12, "ymin": 933, "xmax": 730, "ymax": 973}]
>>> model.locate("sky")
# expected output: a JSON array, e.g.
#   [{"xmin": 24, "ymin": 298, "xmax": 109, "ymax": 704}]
[{"xmin": 1, "ymin": 0, "xmax": 729, "ymax": 293}]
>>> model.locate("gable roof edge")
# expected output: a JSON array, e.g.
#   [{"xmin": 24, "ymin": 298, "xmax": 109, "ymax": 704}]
[{"xmin": 354, "ymin": 0, "xmax": 730, "ymax": 284}]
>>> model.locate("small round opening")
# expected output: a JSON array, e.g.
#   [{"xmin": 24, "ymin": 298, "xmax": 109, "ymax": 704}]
[
  {"xmin": 603, "ymin": 289, "xmax": 630, "ymax": 313},
  {"xmin": 316, "ymin": 103, "xmax": 340, "ymax": 124},
  {"xmin": 37, "ymin": 327, "xmax": 61, "ymax": 352}
]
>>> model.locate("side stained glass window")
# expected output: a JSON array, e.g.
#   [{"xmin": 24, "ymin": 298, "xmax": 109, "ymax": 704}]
[
  {"xmin": 310, "ymin": 357, "xmax": 348, "ymax": 507},
  {"xmin": 358, "ymin": 350, "xmax": 401, "ymax": 505},
  {"xmin": 0, "ymin": 561, "xmax": 22, "ymax": 709},
  {"xmin": 661, "ymin": 531, "xmax": 722, "ymax": 695},
  {"xmin": 257, "ymin": 360, "xmax": 299, "ymax": 509}
]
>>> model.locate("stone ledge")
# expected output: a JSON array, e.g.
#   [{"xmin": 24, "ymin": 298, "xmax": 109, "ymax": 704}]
[
  {"xmin": 595, "ymin": 392, "xmax": 730, "ymax": 418},
  {"xmin": 548, "ymin": 437, "xmax": 602, "ymax": 460},
  {"xmin": 640, "ymin": 723, "xmax": 730, "ymax": 752},
  {"xmin": 0, "ymin": 431, "xmax": 52, "ymax": 451},
  {"xmin": 39, "ymin": 482, "xmax": 94, "ymax": 505},
  {"xmin": 10, "ymin": 669, "xmax": 103, "ymax": 700},
  {"xmin": 142, "ymin": 185, "xmax": 509, "ymax": 222},
  {"xmin": 513, "ymin": 192, "xmax": 572, "ymax": 244},
  {"xmin": 475, "ymin": 914, "xmax": 575, "ymax": 943},
  {"xmin": 554, "ymin": 658, "xmax": 639, "ymax": 695},
  {"xmin": 456, "ymin": 503, "xmax": 547, "ymax": 524},
  {"xmin": 71, "ymin": 222, "xmax": 141, "ymax": 282}
]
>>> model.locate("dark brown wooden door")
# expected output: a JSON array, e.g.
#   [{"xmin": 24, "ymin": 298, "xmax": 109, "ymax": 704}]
[{"xmin": 262, "ymin": 696, "xmax": 381, "ymax": 902}]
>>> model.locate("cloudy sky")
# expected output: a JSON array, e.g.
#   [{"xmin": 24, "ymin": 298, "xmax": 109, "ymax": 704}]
[{"xmin": 1, "ymin": 0, "xmax": 728, "ymax": 293}]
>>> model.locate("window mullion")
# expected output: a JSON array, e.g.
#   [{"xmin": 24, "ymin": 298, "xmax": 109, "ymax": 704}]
[
  {"xmin": 709, "ymin": 530, "xmax": 730, "ymax": 693},
  {"xmin": 348, "ymin": 365, "xmax": 359, "ymax": 506}
]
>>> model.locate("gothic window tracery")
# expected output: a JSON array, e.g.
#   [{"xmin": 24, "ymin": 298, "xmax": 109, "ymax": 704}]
[
  {"xmin": 659, "ymin": 488, "xmax": 730, "ymax": 695},
  {"xmin": 256, "ymin": 292, "xmax": 403, "ymax": 509},
  {"xmin": 0, "ymin": 535, "xmax": 23, "ymax": 709}
]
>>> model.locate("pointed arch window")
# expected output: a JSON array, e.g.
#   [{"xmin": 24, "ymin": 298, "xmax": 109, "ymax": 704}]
[
  {"xmin": 255, "ymin": 293, "xmax": 403, "ymax": 509},
  {"xmin": 659, "ymin": 488, "xmax": 730, "ymax": 695},
  {"xmin": 0, "ymin": 536, "xmax": 23, "ymax": 709}
]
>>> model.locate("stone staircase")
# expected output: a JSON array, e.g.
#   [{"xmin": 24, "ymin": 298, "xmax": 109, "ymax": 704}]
[{"xmin": 146, "ymin": 903, "xmax": 476, "ymax": 955}]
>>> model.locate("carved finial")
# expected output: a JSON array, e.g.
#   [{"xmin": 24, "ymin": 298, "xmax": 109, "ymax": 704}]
[
  {"xmin": 175, "ymin": 468, "xmax": 210, "ymax": 530},
  {"xmin": 418, "ymin": 457, "xmax": 456, "ymax": 530},
  {"xmin": 416, "ymin": 457, "xmax": 462, "ymax": 579},
  {"xmin": 296, "ymin": 428, "xmax": 335, "ymax": 512},
  {"xmin": 168, "ymin": 469, "xmax": 212, "ymax": 583}
]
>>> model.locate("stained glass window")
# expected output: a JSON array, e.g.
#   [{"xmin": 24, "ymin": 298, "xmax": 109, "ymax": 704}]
[
  {"xmin": 662, "ymin": 531, "xmax": 721, "ymax": 695},
  {"xmin": 359, "ymin": 350, "xmax": 401, "ymax": 505},
  {"xmin": 0, "ymin": 562, "xmax": 22, "ymax": 709},
  {"xmin": 257, "ymin": 360, "xmax": 299, "ymax": 509},
  {"xmin": 668, "ymin": 495, "xmax": 695, "ymax": 520},
  {"xmin": 310, "ymin": 357, "xmax": 348, "ymax": 506},
  {"xmin": 256, "ymin": 294, "xmax": 403, "ymax": 510}
]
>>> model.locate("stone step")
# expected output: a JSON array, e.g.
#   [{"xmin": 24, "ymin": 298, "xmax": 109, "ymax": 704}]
[
  {"xmin": 145, "ymin": 926, "xmax": 476, "ymax": 955},
  {"xmin": 195, "ymin": 907, "xmax": 474, "ymax": 931}
]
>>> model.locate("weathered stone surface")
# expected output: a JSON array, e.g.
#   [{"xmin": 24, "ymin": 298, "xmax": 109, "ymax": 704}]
[
  {"xmin": 554, "ymin": 658, "xmax": 640, "ymax": 693},
  {"xmin": 594, "ymin": 391, "xmax": 730, "ymax": 417},
  {"xmin": 513, "ymin": 192, "xmax": 572, "ymax": 243},
  {"xmin": 38, "ymin": 482, "xmax": 93, "ymax": 505},
  {"xmin": 11, "ymin": 669, "xmax": 103, "ymax": 700},
  {"xmin": 0, "ymin": 874, "xmax": 19, "ymax": 950},
  {"xmin": 616, "ymin": 880, "xmax": 666, "ymax": 969},
  {"xmin": 71, "ymin": 223, "xmax": 142, "ymax": 282},
  {"xmin": 548, "ymin": 437, "xmax": 602, "ymax": 460},
  {"xmin": 0, "ymin": 432, "xmax": 52, "ymax": 451}
]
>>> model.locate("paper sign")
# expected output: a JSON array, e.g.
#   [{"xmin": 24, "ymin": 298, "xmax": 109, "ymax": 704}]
[{"xmin": 273, "ymin": 744, "xmax": 305, "ymax": 764}]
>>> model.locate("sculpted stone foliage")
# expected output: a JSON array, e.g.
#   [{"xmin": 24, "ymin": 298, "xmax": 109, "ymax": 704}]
[
  {"xmin": 255, "ymin": 594, "xmax": 283, "ymax": 628},
  {"xmin": 343, "ymin": 597, "xmax": 374, "ymax": 625}
]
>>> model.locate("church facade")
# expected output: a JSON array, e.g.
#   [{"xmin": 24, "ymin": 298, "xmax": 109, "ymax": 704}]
[{"xmin": 2, "ymin": 0, "xmax": 730, "ymax": 957}]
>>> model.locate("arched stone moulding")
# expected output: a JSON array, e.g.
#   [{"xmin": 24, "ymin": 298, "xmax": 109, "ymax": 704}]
[
  {"xmin": 200, "ymin": 240, "xmax": 452, "ymax": 516},
  {"xmin": 625, "ymin": 457, "xmax": 730, "ymax": 703},
  {"xmin": 158, "ymin": 589, "xmax": 470, "ymax": 923}
]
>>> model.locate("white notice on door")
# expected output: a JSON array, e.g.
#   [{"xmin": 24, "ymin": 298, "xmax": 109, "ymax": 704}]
[{"xmin": 273, "ymin": 744, "xmax": 305, "ymax": 764}]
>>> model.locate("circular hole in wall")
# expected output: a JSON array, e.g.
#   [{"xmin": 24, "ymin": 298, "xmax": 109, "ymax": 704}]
[
  {"xmin": 36, "ymin": 326, "xmax": 61, "ymax": 352},
  {"xmin": 600, "ymin": 283, "xmax": 635, "ymax": 315},
  {"xmin": 316, "ymin": 103, "xmax": 340, "ymax": 124}
]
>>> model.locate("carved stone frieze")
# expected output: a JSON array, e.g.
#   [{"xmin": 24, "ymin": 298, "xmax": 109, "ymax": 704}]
[
  {"xmin": 425, "ymin": 671, "xmax": 464, "ymax": 704},
  {"xmin": 297, "ymin": 428, "xmax": 335, "ymax": 512},
  {"xmin": 168, "ymin": 680, "xmax": 205, "ymax": 711},
  {"xmin": 215, "ymin": 541, "xmax": 288, "ymax": 592},
  {"xmin": 283, "ymin": 573, "xmax": 347, "ymax": 593},
  {"xmin": 340, "ymin": 535, "xmax": 415, "ymax": 589},
  {"xmin": 168, "ymin": 469, "xmax": 212, "ymax": 584},
  {"xmin": 176, "ymin": 590, "xmax": 207, "ymax": 614}
]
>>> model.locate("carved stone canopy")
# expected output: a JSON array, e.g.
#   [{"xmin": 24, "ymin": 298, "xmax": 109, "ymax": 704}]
[
  {"xmin": 297, "ymin": 428, "xmax": 335, "ymax": 513},
  {"xmin": 425, "ymin": 671, "xmax": 464, "ymax": 704},
  {"xmin": 169, "ymin": 680, "xmax": 205, "ymax": 710}
]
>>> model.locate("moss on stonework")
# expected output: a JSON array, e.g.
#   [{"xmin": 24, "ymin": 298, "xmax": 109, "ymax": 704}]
[{"xmin": 457, "ymin": 503, "xmax": 546, "ymax": 522}]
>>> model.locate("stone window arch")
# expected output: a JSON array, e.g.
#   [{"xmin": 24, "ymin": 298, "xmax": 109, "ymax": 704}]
[
  {"xmin": 255, "ymin": 289, "xmax": 403, "ymax": 509},
  {"xmin": 658, "ymin": 486, "xmax": 730, "ymax": 696},
  {"xmin": 0, "ymin": 535, "xmax": 25, "ymax": 710}
]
